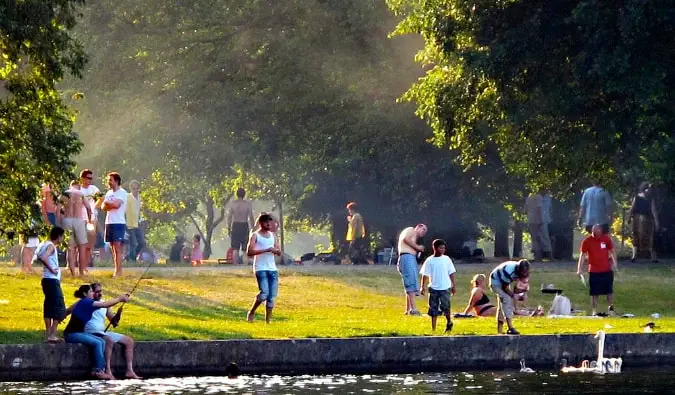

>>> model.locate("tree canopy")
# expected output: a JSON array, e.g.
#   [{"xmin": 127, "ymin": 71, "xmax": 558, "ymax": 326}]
[
  {"xmin": 387, "ymin": 0, "xmax": 675, "ymax": 196},
  {"xmin": 0, "ymin": 0, "xmax": 85, "ymax": 236}
]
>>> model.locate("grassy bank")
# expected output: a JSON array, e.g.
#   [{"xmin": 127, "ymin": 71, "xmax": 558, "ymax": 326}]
[{"xmin": 0, "ymin": 262, "xmax": 673, "ymax": 343}]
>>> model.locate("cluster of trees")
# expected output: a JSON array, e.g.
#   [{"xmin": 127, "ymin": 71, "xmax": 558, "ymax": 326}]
[{"xmin": 3, "ymin": 0, "xmax": 675, "ymax": 257}]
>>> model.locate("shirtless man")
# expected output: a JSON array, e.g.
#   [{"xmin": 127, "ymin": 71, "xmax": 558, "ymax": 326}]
[
  {"xmin": 61, "ymin": 181, "xmax": 91, "ymax": 276},
  {"xmin": 397, "ymin": 224, "xmax": 428, "ymax": 315},
  {"xmin": 41, "ymin": 184, "xmax": 59, "ymax": 226},
  {"xmin": 227, "ymin": 188, "xmax": 254, "ymax": 264}
]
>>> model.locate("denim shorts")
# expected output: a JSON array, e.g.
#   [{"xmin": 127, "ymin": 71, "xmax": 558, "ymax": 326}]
[
  {"xmin": 428, "ymin": 288, "xmax": 451, "ymax": 317},
  {"xmin": 105, "ymin": 224, "xmax": 126, "ymax": 243},
  {"xmin": 255, "ymin": 270, "xmax": 279, "ymax": 308},
  {"xmin": 397, "ymin": 253, "xmax": 419, "ymax": 293}
]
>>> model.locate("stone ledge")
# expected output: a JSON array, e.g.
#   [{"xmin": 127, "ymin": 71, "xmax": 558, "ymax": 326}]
[{"xmin": 1, "ymin": 333, "xmax": 674, "ymax": 381}]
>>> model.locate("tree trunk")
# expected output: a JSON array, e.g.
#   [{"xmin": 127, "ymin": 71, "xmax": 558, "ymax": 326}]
[
  {"xmin": 512, "ymin": 221, "xmax": 523, "ymax": 258},
  {"xmin": 493, "ymin": 212, "xmax": 511, "ymax": 258}
]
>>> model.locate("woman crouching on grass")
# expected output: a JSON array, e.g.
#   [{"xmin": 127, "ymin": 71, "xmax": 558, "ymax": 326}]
[{"xmin": 63, "ymin": 284, "xmax": 129, "ymax": 380}]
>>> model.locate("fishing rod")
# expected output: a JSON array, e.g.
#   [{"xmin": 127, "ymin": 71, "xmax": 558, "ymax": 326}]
[{"xmin": 105, "ymin": 258, "xmax": 155, "ymax": 332}]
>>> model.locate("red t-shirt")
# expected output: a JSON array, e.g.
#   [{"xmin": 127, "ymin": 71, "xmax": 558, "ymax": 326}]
[{"xmin": 580, "ymin": 235, "xmax": 614, "ymax": 273}]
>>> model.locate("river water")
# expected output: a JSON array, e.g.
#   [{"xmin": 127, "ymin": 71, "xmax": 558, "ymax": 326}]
[{"xmin": 1, "ymin": 369, "xmax": 674, "ymax": 394}]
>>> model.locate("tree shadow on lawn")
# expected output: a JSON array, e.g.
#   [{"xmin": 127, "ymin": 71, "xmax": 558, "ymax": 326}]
[
  {"xmin": 0, "ymin": 329, "xmax": 45, "ymax": 344},
  {"xmin": 115, "ymin": 285, "xmax": 289, "ymax": 323},
  {"xmin": 123, "ymin": 323, "xmax": 253, "ymax": 341}
]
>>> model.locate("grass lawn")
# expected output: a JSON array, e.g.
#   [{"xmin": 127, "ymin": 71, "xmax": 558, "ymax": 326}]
[{"xmin": 0, "ymin": 261, "xmax": 673, "ymax": 344}]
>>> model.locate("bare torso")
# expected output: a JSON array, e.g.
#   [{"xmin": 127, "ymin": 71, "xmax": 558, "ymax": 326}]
[
  {"xmin": 64, "ymin": 189, "xmax": 85, "ymax": 219},
  {"xmin": 397, "ymin": 227, "xmax": 418, "ymax": 255},
  {"xmin": 230, "ymin": 199, "xmax": 252, "ymax": 224}
]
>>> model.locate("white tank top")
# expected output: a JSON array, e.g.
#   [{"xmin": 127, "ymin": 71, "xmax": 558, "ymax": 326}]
[{"xmin": 253, "ymin": 231, "xmax": 277, "ymax": 272}]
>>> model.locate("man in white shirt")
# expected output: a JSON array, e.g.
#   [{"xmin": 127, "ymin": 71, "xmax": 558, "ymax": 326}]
[
  {"xmin": 97, "ymin": 172, "xmax": 127, "ymax": 277},
  {"xmin": 420, "ymin": 239, "xmax": 456, "ymax": 332},
  {"xmin": 79, "ymin": 169, "xmax": 102, "ymax": 266}
]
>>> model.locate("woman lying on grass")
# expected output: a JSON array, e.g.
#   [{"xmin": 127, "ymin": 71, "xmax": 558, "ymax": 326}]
[{"xmin": 62, "ymin": 284, "xmax": 129, "ymax": 380}]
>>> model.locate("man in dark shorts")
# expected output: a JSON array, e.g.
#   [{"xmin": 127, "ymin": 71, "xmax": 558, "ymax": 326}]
[
  {"xmin": 228, "ymin": 188, "xmax": 254, "ymax": 264},
  {"xmin": 577, "ymin": 224, "xmax": 618, "ymax": 316}
]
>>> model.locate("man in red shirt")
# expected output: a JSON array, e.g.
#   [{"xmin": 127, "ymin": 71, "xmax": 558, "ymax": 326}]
[{"xmin": 577, "ymin": 224, "xmax": 618, "ymax": 316}]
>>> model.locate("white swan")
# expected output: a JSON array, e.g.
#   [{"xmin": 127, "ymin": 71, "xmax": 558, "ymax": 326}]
[
  {"xmin": 561, "ymin": 331, "xmax": 622, "ymax": 374},
  {"xmin": 594, "ymin": 331, "xmax": 622, "ymax": 374},
  {"xmin": 520, "ymin": 359, "xmax": 535, "ymax": 373}
]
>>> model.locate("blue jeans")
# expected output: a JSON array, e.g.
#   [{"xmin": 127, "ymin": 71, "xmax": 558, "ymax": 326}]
[
  {"xmin": 397, "ymin": 253, "xmax": 419, "ymax": 293},
  {"xmin": 65, "ymin": 332, "xmax": 106, "ymax": 372},
  {"xmin": 126, "ymin": 227, "xmax": 146, "ymax": 261},
  {"xmin": 255, "ymin": 270, "xmax": 279, "ymax": 308}
]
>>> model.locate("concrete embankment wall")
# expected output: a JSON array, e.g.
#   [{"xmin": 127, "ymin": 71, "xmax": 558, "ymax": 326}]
[{"xmin": 1, "ymin": 333, "xmax": 674, "ymax": 381}]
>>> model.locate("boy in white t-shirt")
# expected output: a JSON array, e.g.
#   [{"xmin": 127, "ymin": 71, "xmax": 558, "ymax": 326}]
[{"xmin": 420, "ymin": 239, "xmax": 456, "ymax": 332}]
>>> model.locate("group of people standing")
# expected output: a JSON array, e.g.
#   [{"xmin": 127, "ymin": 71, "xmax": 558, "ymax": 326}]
[{"xmin": 35, "ymin": 169, "xmax": 145, "ymax": 278}]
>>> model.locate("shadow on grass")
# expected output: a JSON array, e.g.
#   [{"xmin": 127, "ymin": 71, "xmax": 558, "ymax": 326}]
[
  {"xmin": 122, "ymin": 323, "xmax": 252, "ymax": 341},
  {"xmin": 106, "ymin": 284, "xmax": 288, "ymax": 323},
  {"xmin": 0, "ymin": 329, "xmax": 45, "ymax": 344}
]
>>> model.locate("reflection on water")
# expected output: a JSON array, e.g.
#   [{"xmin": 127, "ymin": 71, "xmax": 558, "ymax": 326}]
[{"xmin": 1, "ymin": 369, "xmax": 674, "ymax": 394}]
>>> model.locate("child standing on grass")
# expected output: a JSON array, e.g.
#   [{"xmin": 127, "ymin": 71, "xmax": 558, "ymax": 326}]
[
  {"xmin": 420, "ymin": 239, "xmax": 456, "ymax": 333},
  {"xmin": 37, "ymin": 226, "xmax": 67, "ymax": 343},
  {"xmin": 191, "ymin": 234, "xmax": 203, "ymax": 266}
]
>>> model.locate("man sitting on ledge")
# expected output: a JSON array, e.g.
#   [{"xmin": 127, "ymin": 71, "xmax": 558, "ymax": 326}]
[{"xmin": 85, "ymin": 282, "xmax": 141, "ymax": 379}]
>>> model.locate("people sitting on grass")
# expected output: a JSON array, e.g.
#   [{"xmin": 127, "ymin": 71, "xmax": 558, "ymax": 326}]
[
  {"xmin": 489, "ymin": 259, "xmax": 530, "ymax": 335},
  {"xmin": 419, "ymin": 239, "xmax": 456, "ymax": 333},
  {"xmin": 464, "ymin": 273, "xmax": 543, "ymax": 319},
  {"xmin": 63, "ymin": 284, "xmax": 129, "ymax": 380},
  {"xmin": 85, "ymin": 283, "xmax": 141, "ymax": 379},
  {"xmin": 37, "ymin": 226, "xmax": 67, "ymax": 343},
  {"xmin": 463, "ymin": 274, "xmax": 497, "ymax": 317}
]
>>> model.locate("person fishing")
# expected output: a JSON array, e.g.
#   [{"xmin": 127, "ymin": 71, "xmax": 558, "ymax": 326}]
[
  {"xmin": 62, "ymin": 284, "xmax": 129, "ymax": 380},
  {"xmin": 85, "ymin": 283, "xmax": 141, "ymax": 379}
]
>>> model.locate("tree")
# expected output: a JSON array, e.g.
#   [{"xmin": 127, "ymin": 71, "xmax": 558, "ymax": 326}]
[
  {"xmin": 0, "ymin": 0, "xmax": 86, "ymax": 238},
  {"xmin": 387, "ymin": 0, "xmax": 675, "ymax": 195}
]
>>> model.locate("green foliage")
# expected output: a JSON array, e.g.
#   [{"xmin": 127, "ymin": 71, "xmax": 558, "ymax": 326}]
[
  {"xmin": 388, "ymin": 0, "xmax": 675, "ymax": 197},
  {"xmin": 0, "ymin": 0, "xmax": 86, "ymax": 237}
]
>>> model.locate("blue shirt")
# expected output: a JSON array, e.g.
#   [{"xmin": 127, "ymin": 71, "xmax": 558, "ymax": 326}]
[
  {"xmin": 490, "ymin": 261, "xmax": 519, "ymax": 287},
  {"xmin": 542, "ymin": 195, "xmax": 552, "ymax": 224},
  {"xmin": 580, "ymin": 186, "xmax": 613, "ymax": 226},
  {"xmin": 64, "ymin": 298, "xmax": 96, "ymax": 334}
]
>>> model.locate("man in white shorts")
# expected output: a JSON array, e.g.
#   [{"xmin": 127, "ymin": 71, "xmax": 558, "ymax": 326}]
[
  {"xmin": 61, "ymin": 181, "xmax": 91, "ymax": 276},
  {"xmin": 85, "ymin": 283, "xmax": 141, "ymax": 379},
  {"xmin": 79, "ymin": 169, "xmax": 101, "ymax": 267}
]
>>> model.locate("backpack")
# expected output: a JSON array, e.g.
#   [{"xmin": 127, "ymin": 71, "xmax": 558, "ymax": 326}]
[{"xmin": 549, "ymin": 294, "xmax": 572, "ymax": 316}]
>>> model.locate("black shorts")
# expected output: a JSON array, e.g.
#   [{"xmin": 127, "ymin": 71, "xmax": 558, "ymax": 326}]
[
  {"xmin": 41, "ymin": 278, "xmax": 66, "ymax": 320},
  {"xmin": 589, "ymin": 271, "xmax": 614, "ymax": 296},
  {"xmin": 231, "ymin": 222, "xmax": 250, "ymax": 250},
  {"xmin": 585, "ymin": 224, "xmax": 610, "ymax": 234},
  {"xmin": 428, "ymin": 288, "xmax": 451, "ymax": 317}
]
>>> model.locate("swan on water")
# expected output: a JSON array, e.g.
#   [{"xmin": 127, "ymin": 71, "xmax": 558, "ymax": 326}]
[
  {"xmin": 520, "ymin": 359, "xmax": 535, "ymax": 373},
  {"xmin": 561, "ymin": 331, "xmax": 622, "ymax": 374}
]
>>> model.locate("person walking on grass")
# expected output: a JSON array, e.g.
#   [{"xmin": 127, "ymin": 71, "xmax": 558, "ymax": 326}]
[
  {"xmin": 85, "ymin": 283, "xmax": 141, "ymax": 379},
  {"xmin": 397, "ymin": 224, "xmax": 428, "ymax": 316},
  {"xmin": 489, "ymin": 259, "xmax": 530, "ymax": 335},
  {"xmin": 246, "ymin": 214, "xmax": 281, "ymax": 324},
  {"xmin": 577, "ymin": 224, "xmax": 618, "ymax": 316},
  {"xmin": 191, "ymin": 234, "xmax": 203, "ymax": 266},
  {"xmin": 37, "ymin": 226, "xmax": 67, "ymax": 343},
  {"xmin": 419, "ymin": 239, "xmax": 456, "ymax": 333},
  {"xmin": 97, "ymin": 172, "xmax": 127, "ymax": 278}
]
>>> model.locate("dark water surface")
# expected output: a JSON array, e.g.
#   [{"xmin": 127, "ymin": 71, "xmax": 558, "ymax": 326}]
[{"xmin": 1, "ymin": 368, "xmax": 674, "ymax": 394}]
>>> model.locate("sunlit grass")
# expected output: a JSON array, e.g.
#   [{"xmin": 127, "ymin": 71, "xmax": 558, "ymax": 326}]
[{"xmin": 0, "ymin": 262, "xmax": 673, "ymax": 344}]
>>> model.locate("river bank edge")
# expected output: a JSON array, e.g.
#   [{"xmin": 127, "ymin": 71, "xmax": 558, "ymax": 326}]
[{"xmin": 1, "ymin": 333, "xmax": 673, "ymax": 381}]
